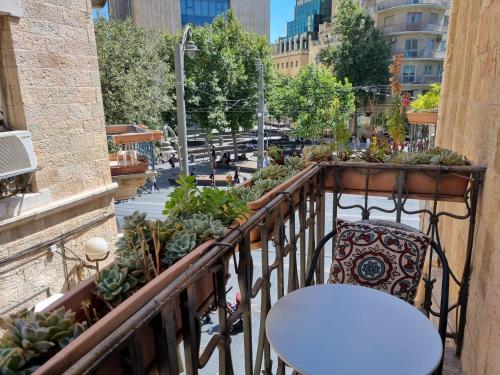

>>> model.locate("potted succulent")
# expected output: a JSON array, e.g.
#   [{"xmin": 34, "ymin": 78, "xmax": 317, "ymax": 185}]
[
  {"xmin": 234, "ymin": 156, "xmax": 312, "ymax": 244},
  {"xmin": 0, "ymin": 177, "xmax": 248, "ymax": 374}
]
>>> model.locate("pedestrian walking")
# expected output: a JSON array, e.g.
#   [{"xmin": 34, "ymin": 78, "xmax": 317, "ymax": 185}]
[
  {"xmin": 263, "ymin": 153, "xmax": 270, "ymax": 168},
  {"xmin": 210, "ymin": 169, "xmax": 216, "ymax": 187},
  {"xmin": 190, "ymin": 167, "xmax": 196, "ymax": 177},
  {"xmin": 169, "ymin": 156, "xmax": 176, "ymax": 176},
  {"xmin": 233, "ymin": 167, "xmax": 240, "ymax": 185},
  {"xmin": 149, "ymin": 174, "xmax": 160, "ymax": 193}
]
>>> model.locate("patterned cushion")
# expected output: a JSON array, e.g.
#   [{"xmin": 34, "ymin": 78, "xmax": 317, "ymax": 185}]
[{"xmin": 328, "ymin": 219, "xmax": 430, "ymax": 304}]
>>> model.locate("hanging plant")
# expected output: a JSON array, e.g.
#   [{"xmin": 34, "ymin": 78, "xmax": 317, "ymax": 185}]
[{"xmin": 386, "ymin": 54, "xmax": 407, "ymax": 147}]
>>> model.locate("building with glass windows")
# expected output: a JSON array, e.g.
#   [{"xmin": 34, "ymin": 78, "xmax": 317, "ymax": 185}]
[
  {"xmin": 287, "ymin": 0, "xmax": 333, "ymax": 38},
  {"xmin": 106, "ymin": 0, "xmax": 270, "ymax": 38}
]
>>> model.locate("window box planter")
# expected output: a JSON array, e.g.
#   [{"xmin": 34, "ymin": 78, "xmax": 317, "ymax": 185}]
[
  {"xmin": 320, "ymin": 161, "xmax": 478, "ymax": 202},
  {"xmin": 109, "ymin": 153, "xmax": 149, "ymax": 176},
  {"xmin": 239, "ymin": 165, "xmax": 314, "ymax": 244},
  {"xmin": 407, "ymin": 111, "xmax": 438, "ymax": 125},
  {"xmin": 35, "ymin": 239, "xmax": 229, "ymax": 374}
]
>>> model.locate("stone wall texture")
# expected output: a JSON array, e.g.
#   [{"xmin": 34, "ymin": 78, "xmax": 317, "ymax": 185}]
[
  {"xmin": 435, "ymin": 0, "xmax": 500, "ymax": 374},
  {"xmin": 0, "ymin": 0, "xmax": 117, "ymax": 312}
]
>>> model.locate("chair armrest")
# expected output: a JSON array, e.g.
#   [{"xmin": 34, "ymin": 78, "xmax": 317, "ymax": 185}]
[{"xmin": 305, "ymin": 229, "xmax": 337, "ymax": 286}]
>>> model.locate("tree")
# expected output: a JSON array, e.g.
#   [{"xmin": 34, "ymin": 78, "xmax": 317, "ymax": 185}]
[
  {"xmin": 319, "ymin": 0, "xmax": 390, "ymax": 89},
  {"xmin": 94, "ymin": 18, "xmax": 175, "ymax": 130},
  {"xmin": 272, "ymin": 65, "xmax": 355, "ymax": 145},
  {"xmin": 185, "ymin": 11, "xmax": 273, "ymax": 161}
]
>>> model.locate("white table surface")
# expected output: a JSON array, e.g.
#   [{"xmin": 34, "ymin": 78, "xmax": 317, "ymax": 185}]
[{"xmin": 266, "ymin": 284, "xmax": 443, "ymax": 375}]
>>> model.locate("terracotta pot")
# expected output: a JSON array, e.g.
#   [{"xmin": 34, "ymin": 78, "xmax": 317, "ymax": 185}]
[
  {"xmin": 239, "ymin": 166, "xmax": 313, "ymax": 244},
  {"xmin": 407, "ymin": 111, "xmax": 438, "ymax": 125},
  {"xmin": 324, "ymin": 165, "xmax": 398, "ymax": 195},
  {"xmin": 110, "ymin": 160, "xmax": 149, "ymax": 176},
  {"xmin": 406, "ymin": 170, "xmax": 469, "ymax": 199},
  {"xmin": 36, "ymin": 240, "xmax": 228, "ymax": 374}
]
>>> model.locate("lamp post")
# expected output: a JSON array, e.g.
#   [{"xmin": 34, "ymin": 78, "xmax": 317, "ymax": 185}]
[
  {"xmin": 84, "ymin": 237, "xmax": 110, "ymax": 271},
  {"xmin": 174, "ymin": 25, "xmax": 198, "ymax": 175}
]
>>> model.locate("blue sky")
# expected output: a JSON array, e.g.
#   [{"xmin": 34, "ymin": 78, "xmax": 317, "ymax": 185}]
[
  {"xmin": 271, "ymin": 0, "xmax": 295, "ymax": 42},
  {"xmin": 93, "ymin": 1, "xmax": 294, "ymax": 42}
]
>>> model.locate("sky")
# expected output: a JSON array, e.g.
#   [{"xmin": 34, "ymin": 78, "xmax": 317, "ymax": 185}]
[
  {"xmin": 93, "ymin": 1, "xmax": 295, "ymax": 42},
  {"xmin": 270, "ymin": 0, "xmax": 296, "ymax": 42}
]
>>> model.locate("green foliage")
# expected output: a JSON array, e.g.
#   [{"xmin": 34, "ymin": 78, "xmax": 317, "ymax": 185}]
[
  {"xmin": 270, "ymin": 65, "xmax": 355, "ymax": 142},
  {"xmin": 267, "ymin": 146, "xmax": 284, "ymax": 164},
  {"xmin": 0, "ymin": 308, "xmax": 85, "ymax": 374},
  {"xmin": 319, "ymin": 0, "xmax": 390, "ymax": 88},
  {"xmin": 185, "ymin": 11, "xmax": 273, "ymax": 142},
  {"xmin": 388, "ymin": 147, "xmax": 469, "ymax": 166},
  {"xmin": 182, "ymin": 214, "xmax": 225, "ymax": 243},
  {"xmin": 234, "ymin": 186, "xmax": 262, "ymax": 203},
  {"xmin": 94, "ymin": 18, "xmax": 175, "ymax": 129},
  {"xmin": 386, "ymin": 95, "xmax": 407, "ymax": 144},
  {"xmin": 411, "ymin": 83, "xmax": 441, "ymax": 111},
  {"xmin": 162, "ymin": 231, "xmax": 197, "ymax": 266},
  {"xmin": 284, "ymin": 156, "xmax": 307, "ymax": 171},
  {"xmin": 163, "ymin": 176, "xmax": 248, "ymax": 225},
  {"xmin": 95, "ymin": 265, "xmax": 138, "ymax": 307},
  {"xmin": 304, "ymin": 144, "xmax": 334, "ymax": 162}
]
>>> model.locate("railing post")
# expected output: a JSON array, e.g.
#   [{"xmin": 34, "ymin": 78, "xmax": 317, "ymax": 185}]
[
  {"xmin": 181, "ymin": 285, "xmax": 200, "ymax": 375},
  {"xmin": 238, "ymin": 233, "xmax": 254, "ymax": 374}
]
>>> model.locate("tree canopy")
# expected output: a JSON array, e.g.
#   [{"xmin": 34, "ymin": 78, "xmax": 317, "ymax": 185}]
[
  {"xmin": 269, "ymin": 65, "xmax": 355, "ymax": 144},
  {"xmin": 319, "ymin": 0, "xmax": 390, "ymax": 88},
  {"xmin": 94, "ymin": 18, "xmax": 175, "ymax": 129},
  {"xmin": 411, "ymin": 83, "xmax": 441, "ymax": 111}
]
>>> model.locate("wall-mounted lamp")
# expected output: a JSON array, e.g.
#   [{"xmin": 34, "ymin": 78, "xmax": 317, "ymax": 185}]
[{"xmin": 84, "ymin": 237, "xmax": 110, "ymax": 271}]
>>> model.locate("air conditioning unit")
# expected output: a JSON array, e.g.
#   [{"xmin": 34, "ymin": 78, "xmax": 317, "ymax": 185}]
[{"xmin": 0, "ymin": 131, "xmax": 37, "ymax": 180}]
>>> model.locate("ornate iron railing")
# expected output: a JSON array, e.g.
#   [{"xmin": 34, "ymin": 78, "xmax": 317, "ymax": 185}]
[{"xmin": 66, "ymin": 163, "xmax": 485, "ymax": 374}]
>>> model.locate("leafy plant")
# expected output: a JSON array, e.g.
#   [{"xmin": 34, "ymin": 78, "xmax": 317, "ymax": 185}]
[
  {"xmin": 411, "ymin": 83, "xmax": 441, "ymax": 111},
  {"xmin": 182, "ymin": 214, "xmax": 225, "ymax": 243},
  {"xmin": 234, "ymin": 186, "xmax": 262, "ymax": 203},
  {"xmin": 304, "ymin": 144, "xmax": 334, "ymax": 162},
  {"xmin": 284, "ymin": 156, "xmax": 307, "ymax": 171},
  {"xmin": 163, "ymin": 176, "xmax": 201, "ymax": 218},
  {"xmin": 0, "ymin": 347, "xmax": 36, "ymax": 375},
  {"xmin": 267, "ymin": 146, "xmax": 283, "ymax": 164},
  {"xmin": 162, "ymin": 231, "xmax": 197, "ymax": 266},
  {"xmin": 386, "ymin": 54, "xmax": 407, "ymax": 145}
]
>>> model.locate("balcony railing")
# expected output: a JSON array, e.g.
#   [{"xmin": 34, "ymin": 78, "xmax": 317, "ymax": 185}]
[
  {"xmin": 373, "ymin": 0, "xmax": 450, "ymax": 12},
  {"xmin": 402, "ymin": 74, "xmax": 443, "ymax": 85},
  {"xmin": 45, "ymin": 163, "xmax": 486, "ymax": 374},
  {"xmin": 398, "ymin": 48, "xmax": 444, "ymax": 59},
  {"xmin": 384, "ymin": 23, "xmax": 447, "ymax": 34}
]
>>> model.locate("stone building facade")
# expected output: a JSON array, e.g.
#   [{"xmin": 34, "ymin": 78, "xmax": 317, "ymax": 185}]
[
  {"xmin": 434, "ymin": 0, "xmax": 499, "ymax": 374},
  {"xmin": 0, "ymin": 0, "xmax": 117, "ymax": 313}
]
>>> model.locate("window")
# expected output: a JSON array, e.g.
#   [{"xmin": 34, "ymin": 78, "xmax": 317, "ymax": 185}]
[
  {"xmin": 296, "ymin": 61, "xmax": 299, "ymax": 67},
  {"xmin": 444, "ymin": 15, "xmax": 449, "ymax": 26},
  {"xmin": 281, "ymin": 63, "xmax": 284, "ymax": 69},
  {"xmin": 437, "ymin": 64, "xmax": 443, "ymax": 81},
  {"xmin": 424, "ymin": 65, "xmax": 433, "ymax": 76},
  {"xmin": 427, "ymin": 39, "xmax": 435, "ymax": 50},
  {"xmin": 384, "ymin": 16, "xmax": 394, "ymax": 26},
  {"xmin": 429, "ymin": 13, "xmax": 438, "ymax": 25},
  {"xmin": 286, "ymin": 62, "xmax": 288, "ymax": 68},
  {"xmin": 404, "ymin": 39, "xmax": 418, "ymax": 58},
  {"xmin": 402, "ymin": 65, "xmax": 417, "ymax": 83},
  {"xmin": 439, "ymin": 40, "xmax": 446, "ymax": 51},
  {"xmin": 407, "ymin": 12, "xmax": 422, "ymax": 24}
]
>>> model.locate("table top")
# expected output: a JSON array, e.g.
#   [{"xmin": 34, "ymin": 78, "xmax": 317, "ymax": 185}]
[{"xmin": 266, "ymin": 284, "xmax": 443, "ymax": 375}]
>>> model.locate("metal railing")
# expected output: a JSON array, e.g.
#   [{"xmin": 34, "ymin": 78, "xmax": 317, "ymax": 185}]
[
  {"xmin": 384, "ymin": 23, "xmax": 447, "ymax": 34},
  {"xmin": 66, "ymin": 163, "xmax": 485, "ymax": 374},
  {"xmin": 373, "ymin": 0, "xmax": 450, "ymax": 12}
]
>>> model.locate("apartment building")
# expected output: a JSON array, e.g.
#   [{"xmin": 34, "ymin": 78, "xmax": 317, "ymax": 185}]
[
  {"xmin": 105, "ymin": 0, "xmax": 270, "ymax": 38},
  {"xmin": 364, "ymin": 0, "xmax": 449, "ymax": 94}
]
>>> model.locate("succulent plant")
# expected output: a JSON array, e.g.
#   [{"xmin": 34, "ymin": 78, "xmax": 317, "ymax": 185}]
[
  {"xmin": 115, "ymin": 211, "xmax": 152, "ymax": 258},
  {"xmin": 304, "ymin": 144, "xmax": 334, "ymax": 162},
  {"xmin": 388, "ymin": 147, "xmax": 469, "ymax": 166},
  {"xmin": 252, "ymin": 165, "xmax": 288, "ymax": 181},
  {"xmin": 0, "ymin": 347, "xmax": 37, "ymax": 375},
  {"xmin": 157, "ymin": 217, "xmax": 184, "ymax": 244},
  {"xmin": 285, "ymin": 156, "xmax": 307, "ymax": 171},
  {"xmin": 236, "ymin": 186, "xmax": 262, "ymax": 203},
  {"xmin": 0, "ymin": 307, "xmax": 85, "ymax": 374},
  {"xmin": 95, "ymin": 265, "xmax": 136, "ymax": 307},
  {"xmin": 253, "ymin": 179, "xmax": 280, "ymax": 194},
  {"xmin": 182, "ymin": 214, "xmax": 225, "ymax": 243},
  {"xmin": 162, "ymin": 231, "xmax": 197, "ymax": 266}
]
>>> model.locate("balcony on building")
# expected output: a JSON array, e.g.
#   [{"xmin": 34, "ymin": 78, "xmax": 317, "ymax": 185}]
[{"xmin": 372, "ymin": 0, "xmax": 450, "ymax": 13}]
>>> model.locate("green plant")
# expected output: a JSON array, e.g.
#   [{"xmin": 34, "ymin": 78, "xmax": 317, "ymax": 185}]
[
  {"xmin": 95, "ymin": 265, "xmax": 138, "ymax": 308},
  {"xmin": 182, "ymin": 214, "xmax": 225, "ymax": 243},
  {"xmin": 0, "ymin": 308, "xmax": 85, "ymax": 374},
  {"xmin": 163, "ymin": 176, "xmax": 201, "ymax": 218},
  {"xmin": 252, "ymin": 164, "xmax": 288, "ymax": 181},
  {"xmin": 388, "ymin": 147, "xmax": 469, "ymax": 166},
  {"xmin": 162, "ymin": 231, "xmax": 197, "ymax": 266},
  {"xmin": 267, "ymin": 146, "xmax": 283, "ymax": 164},
  {"xmin": 411, "ymin": 83, "xmax": 441, "ymax": 111},
  {"xmin": 284, "ymin": 156, "xmax": 307, "ymax": 171},
  {"xmin": 386, "ymin": 54, "xmax": 407, "ymax": 145},
  {"xmin": 234, "ymin": 186, "xmax": 262, "ymax": 203},
  {"xmin": 304, "ymin": 144, "xmax": 334, "ymax": 162},
  {"xmin": 253, "ymin": 179, "xmax": 280, "ymax": 195}
]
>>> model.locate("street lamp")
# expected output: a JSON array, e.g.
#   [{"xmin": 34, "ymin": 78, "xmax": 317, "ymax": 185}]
[
  {"xmin": 84, "ymin": 237, "xmax": 110, "ymax": 271},
  {"xmin": 174, "ymin": 25, "xmax": 198, "ymax": 175}
]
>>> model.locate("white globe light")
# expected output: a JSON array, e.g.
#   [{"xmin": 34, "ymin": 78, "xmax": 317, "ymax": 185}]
[{"xmin": 85, "ymin": 237, "xmax": 109, "ymax": 260}]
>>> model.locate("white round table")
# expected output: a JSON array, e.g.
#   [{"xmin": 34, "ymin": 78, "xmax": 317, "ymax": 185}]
[{"xmin": 266, "ymin": 284, "xmax": 443, "ymax": 375}]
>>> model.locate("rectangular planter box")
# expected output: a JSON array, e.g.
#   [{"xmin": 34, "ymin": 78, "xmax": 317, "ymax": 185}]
[
  {"xmin": 36, "ymin": 239, "xmax": 229, "ymax": 374},
  {"xmin": 239, "ymin": 166, "xmax": 314, "ymax": 245},
  {"xmin": 321, "ymin": 162, "xmax": 472, "ymax": 202}
]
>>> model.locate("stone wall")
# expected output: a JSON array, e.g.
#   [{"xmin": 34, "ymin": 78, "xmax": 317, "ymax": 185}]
[
  {"xmin": 434, "ymin": 0, "xmax": 499, "ymax": 374},
  {"xmin": 0, "ymin": 0, "xmax": 117, "ymax": 313}
]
